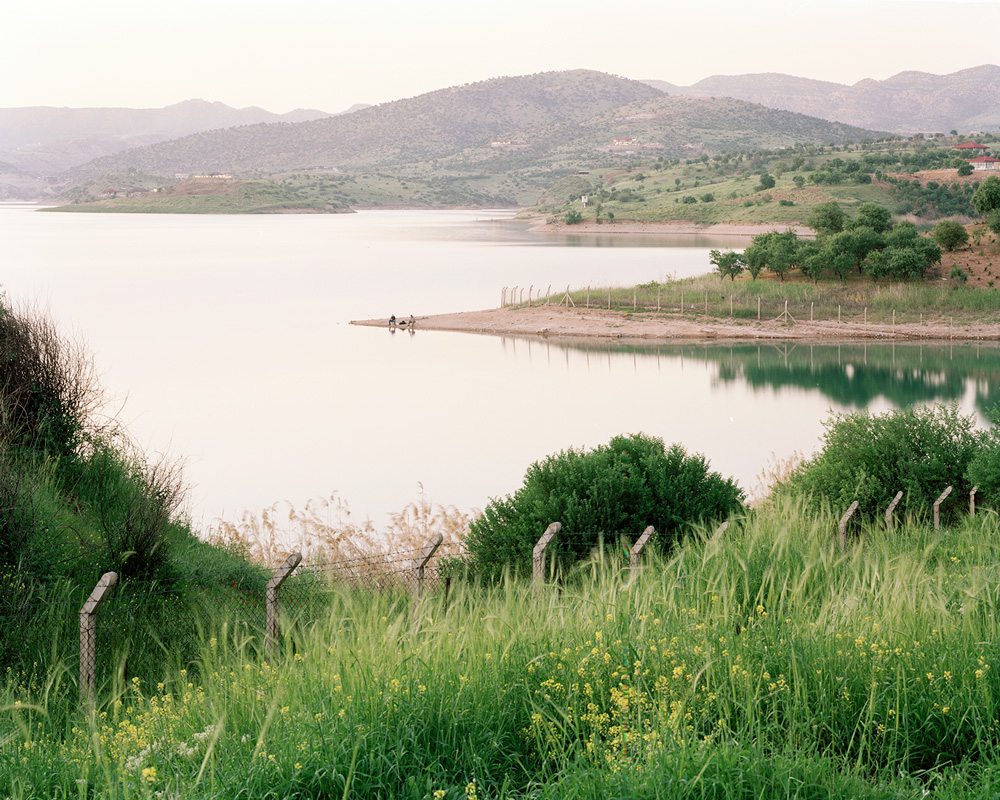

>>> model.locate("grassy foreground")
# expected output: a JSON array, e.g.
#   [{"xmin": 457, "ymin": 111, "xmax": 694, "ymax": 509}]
[{"xmin": 6, "ymin": 497, "xmax": 1000, "ymax": 799}]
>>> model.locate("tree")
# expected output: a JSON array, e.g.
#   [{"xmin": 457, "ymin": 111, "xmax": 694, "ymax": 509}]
[
  {"xmin": 799, "ymin": 248, "xmax": 826, "ymax": 283},
  {"xmin": 828, "ymin": 227, "xmax": 885, "ymax": 273},
  {"xmin": 710, "ymin": 249, "xmax": 745, "ymax": 282},
  {"xmin": 972, "ymin": 175, "xmax": 1000, "ymax": 217},
  {"xmin": 849, "ymin": 202, "xmax": 893, "ymax": 233},
  {"xmin": 792, "ymin": 175, "xmax": 806, "ymax": 188},
  {"xmin": 863, "ymin": 249, "xmax": 892, "ymax": 284},
  {"xmin": 742, "ymin": 229, "xmax": 799, "ymax": 281},
  {"xmin": 987, "ymin": 208, "xmax": 1000, "ymax": 236},
  {"xmin": 462, "ymin": 434, "xmax": 744, "ymax": 580},
  {"xmin": 933, "ymin": 220, "xmax": 969, "ymax": 252},
  {"xmin": 806, "ymin": 201, "xmax": 846, "ymax": 236},
  {"xmin": 757, "ymin": 172, "xmax": 776, "ymax": 191},
  {"xmin": 827, "ymin": 251, "xmax": 854, "ymax": 283},
  {"xmin": 957, "ymin": 162, "xmax": 973, "ymax": 177},
  {"xmin": 564, "ymin": 209, "xmax": 583, "ymax": 224}
]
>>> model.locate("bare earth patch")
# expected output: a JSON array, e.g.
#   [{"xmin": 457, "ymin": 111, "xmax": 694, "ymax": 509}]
[{"xmin": 352, "ymin": 304, "xmax": 1000, "ymax": 343}]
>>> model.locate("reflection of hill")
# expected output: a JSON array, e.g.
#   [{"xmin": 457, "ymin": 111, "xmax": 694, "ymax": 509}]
[{"xmin": 510, "ymin": 336, "xmax": 1000, "ymax": 416}]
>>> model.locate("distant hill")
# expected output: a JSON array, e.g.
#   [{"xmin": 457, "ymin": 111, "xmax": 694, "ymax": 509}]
[
  {"xmin": 0, "ymin": 99, "xmax": 359, "ymax": 173},
  {"xmin": 67, "ymin": 70, "xmax": 663, "ymax": 179},
  {"xmin": 641, "ymin": 65, "xmax": 1000, "ymax": 134},
  {"xmin": 66, "ymin": 70, "xmax": 879, "ymax": 188},
  {"xmin": 49, "ymin": 177, "xmax": 349, "ymax": 214}
]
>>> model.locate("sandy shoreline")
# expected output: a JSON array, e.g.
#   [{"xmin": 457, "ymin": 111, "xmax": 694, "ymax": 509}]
[
  {"xmin": 352, "ymin": 305, "xmax": 1000, "ymax": 343},
  {"xmin": 522, "ymin": 217, "xmax": 816, "ymax": 238}
]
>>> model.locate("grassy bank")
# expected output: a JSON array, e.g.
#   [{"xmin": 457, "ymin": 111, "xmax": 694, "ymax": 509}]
[
  {"xmin": 551, "ymin": 272, "xmax": 1000, "ymax": 330},
  {"xmin": 6, "ymin": 499, "xmax": 1000, "ymax": 798}
]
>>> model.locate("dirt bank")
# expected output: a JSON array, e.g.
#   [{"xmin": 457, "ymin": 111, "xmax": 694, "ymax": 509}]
[
  {"xmin": 523, "ymin": 218, "xmax": 816, "ymax": 238},
  {"xmin": 352, "ymin": 305, "xmax": 1000, "ymax": 343}
]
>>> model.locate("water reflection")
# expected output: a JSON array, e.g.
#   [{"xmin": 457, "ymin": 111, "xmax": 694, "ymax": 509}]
[{"xmin": 496, "ymin": 335, "xmax": 1000, "ymax": 419}]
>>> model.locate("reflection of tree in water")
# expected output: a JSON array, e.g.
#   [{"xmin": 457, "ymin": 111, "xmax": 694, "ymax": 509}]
[
  {"xmin": 709, "ymin": 343, "xmax": 971, "ymax": 410},
  {"xmin": 515, "ymin": 336, "xmax": 1000, "ymax": 416}
]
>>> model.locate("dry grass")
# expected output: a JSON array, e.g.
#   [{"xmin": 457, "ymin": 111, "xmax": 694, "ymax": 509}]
[
  {"xmin": 204, "ymin": 485, "xmax": 471, "ymax": 575},
  {"xmin": 748, "ymin": 450, "xmax": 805, "ymax": 506}
]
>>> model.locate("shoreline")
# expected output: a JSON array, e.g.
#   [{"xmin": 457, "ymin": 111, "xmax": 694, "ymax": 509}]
[
  {"xmin": 352, "ymin": 305, "xmax": 1000, "ymax": 343},
  {"xmin": 520, "ymin": 216, "xmax": 817, "ymax": 238}
]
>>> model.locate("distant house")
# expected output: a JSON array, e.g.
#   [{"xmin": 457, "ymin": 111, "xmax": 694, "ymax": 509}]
[
  {"xmin": 967, "ymin": 156, "xmax": 1000, "ymax": 171},
  {"xmin": 953, "ymin": 142, "xmax": 989, "ymax": 152}
]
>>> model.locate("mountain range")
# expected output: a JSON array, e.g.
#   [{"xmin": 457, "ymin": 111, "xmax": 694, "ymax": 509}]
[
  {"xmin": 0, "ymin": 100, "xmax": 365, "ymax": 174},
  {"xmin": 64, "ymin": 71, "xmax": 878, "ymax": 183},
  {"xmin": 2, "ymin": 66, "xmax": 997, "ymax": 205},
  {"xmin": 641, "ymin": 65, "xmax": 1000, "ymax": 134}
]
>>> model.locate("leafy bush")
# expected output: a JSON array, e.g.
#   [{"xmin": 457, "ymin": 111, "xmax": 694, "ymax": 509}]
[
  {"xmin": 967, "ymin": 406, "xmax": 1000, "ymax": 506},
  {"xmin": 564, "ymin": 209, "xmax": 583, "ymax": 224},
  {"xmin": 462, "ymin": 433, "xmax": 744, "ymax": 580},
  {"xmin": 788, "ymin": 405, "xmax": 980, "ymax": 521}
]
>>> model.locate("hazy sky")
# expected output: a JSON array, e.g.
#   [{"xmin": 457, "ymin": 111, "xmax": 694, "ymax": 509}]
[{"xmin": 4, "ymin": 0, "xmax": 998, "ymax": 112}]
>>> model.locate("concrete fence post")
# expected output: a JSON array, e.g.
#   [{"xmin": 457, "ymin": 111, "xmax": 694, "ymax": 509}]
[
  {"xmin": 839, "ymin": 501, "xmax": 859, "ymax": 552},
  {"xmin": 412, "ymin": 533, "xmax": 444, "ymax": 596},
  {"xmin": 971, "ymin": 485, "xmax": 979, "ymax": 517},
  {"xmin": 532, "ymin": 522, "xmax": 561, "ymax": 596},
  {"xmin": 266, "ymin": 552, "xmax": 302, "ymax": 661},
  {"xmin": 629, "ymin": 526, "xmax": 655, "ymax": 571},
  {"xmin": 885, "ymin": 491, "xmax": 903, "ymax": 531},
  {"xmin": 933, "ymin": 486, "xmax": 953, "ymax": 531},
  {"xmin": 80, "ymin": 571, "xmax": 118, "ymax": 706}
]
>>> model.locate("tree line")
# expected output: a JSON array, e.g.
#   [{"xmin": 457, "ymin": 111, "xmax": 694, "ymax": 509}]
[{"xmin": 711, "ymin": 178, "xmax": 1000, "ymax": 285}]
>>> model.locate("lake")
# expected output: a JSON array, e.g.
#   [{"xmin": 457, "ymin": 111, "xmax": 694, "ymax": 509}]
[{"xmin": 1, "ymin": 205, "xmax": 997, "ymax": 534}]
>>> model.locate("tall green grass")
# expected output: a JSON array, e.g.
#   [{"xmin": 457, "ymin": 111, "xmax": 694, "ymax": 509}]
[{"xmin": 6, "ymin": 500, "xmax": 1000, "ymax": 798}]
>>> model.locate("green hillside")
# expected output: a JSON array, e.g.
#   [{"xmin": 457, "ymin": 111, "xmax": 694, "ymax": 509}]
[
  {"xmin": 58, "ymin": 71, "xmax": 886, "ymax": 210},
  {"xmin": 51, "ymin": 177, "xmax": 350, "ymax": 213},
  {"xmin": 533, "ymin": 135, "xmax": 995, "ymax": 225}
]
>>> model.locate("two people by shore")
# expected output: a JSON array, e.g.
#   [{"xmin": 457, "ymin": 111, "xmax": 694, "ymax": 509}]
[{"xmin": 389, "ymin": 314, "xmax": 416, "ymax": 329}]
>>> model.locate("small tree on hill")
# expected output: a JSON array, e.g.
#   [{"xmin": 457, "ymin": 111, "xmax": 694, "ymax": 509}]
[
  {"xmin": 806, "ymin": 201, "xmax": 846, "ymax": 236},
  {"xmin": 972, "ymin": 175, "xmax": 1000, "ymax": 217},
  {"xmin": 933, "ymin": 220, "xmax": 969, "ymax": 252},
  {"xmin": 710, "ymin": 249, "xmax": 745, "ymax": 282},
  {"xmin": 849, "ymin": 202, "xmax": 893, "ymax": 234},
  {"xmin": 757, "ymin": 172, "xmax": 776, "ymax": 191}
]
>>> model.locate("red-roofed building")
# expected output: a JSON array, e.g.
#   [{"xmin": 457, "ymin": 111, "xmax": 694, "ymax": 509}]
[
  {"xmin": 954, "ymin": 142, "xmax": 989, "ymax": 151},
  {"xmin": 968, "ymin": 156, "xmax": 1000, "ymax": 171}
]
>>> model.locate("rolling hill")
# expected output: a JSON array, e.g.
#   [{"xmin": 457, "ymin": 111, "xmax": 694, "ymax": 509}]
[
  {"xmin": 65, "ymin": 71, "xmax": 879, "ymax": 185},
  {"xmin": 0, "ymin": 99, "xmax": 347, "ymax": 173},
  {"xmin": 642, "ymin": 65, "xmax": 1000, "ymax": 134}
]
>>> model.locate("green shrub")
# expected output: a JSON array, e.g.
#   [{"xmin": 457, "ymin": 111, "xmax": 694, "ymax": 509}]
[
  {"xmin": 64, "ymin": 439, "xmax": 185, "ymax": 582},
  {"xmin": 788, "ymin": 405, "xmax": 980, "ymax": 521},
  {"xmin": 0, "ymin": 304, "xmax": 99, "ymax": 463},
  {"xmin": 462, "ymin": 433, "xmax": 743, "ymax": 580},
  {"xmin": 564, "ymin": 209, "xmax": 583, "ymax": 224},
  {"xmin": 967, "ymin": 406, "xmax": 1000, "ymax": 507}
]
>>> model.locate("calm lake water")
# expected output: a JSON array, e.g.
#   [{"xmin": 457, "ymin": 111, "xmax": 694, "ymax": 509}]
[{"xmin": 1, "ymin": 205, "xmax": 997, "ymax": 532}]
